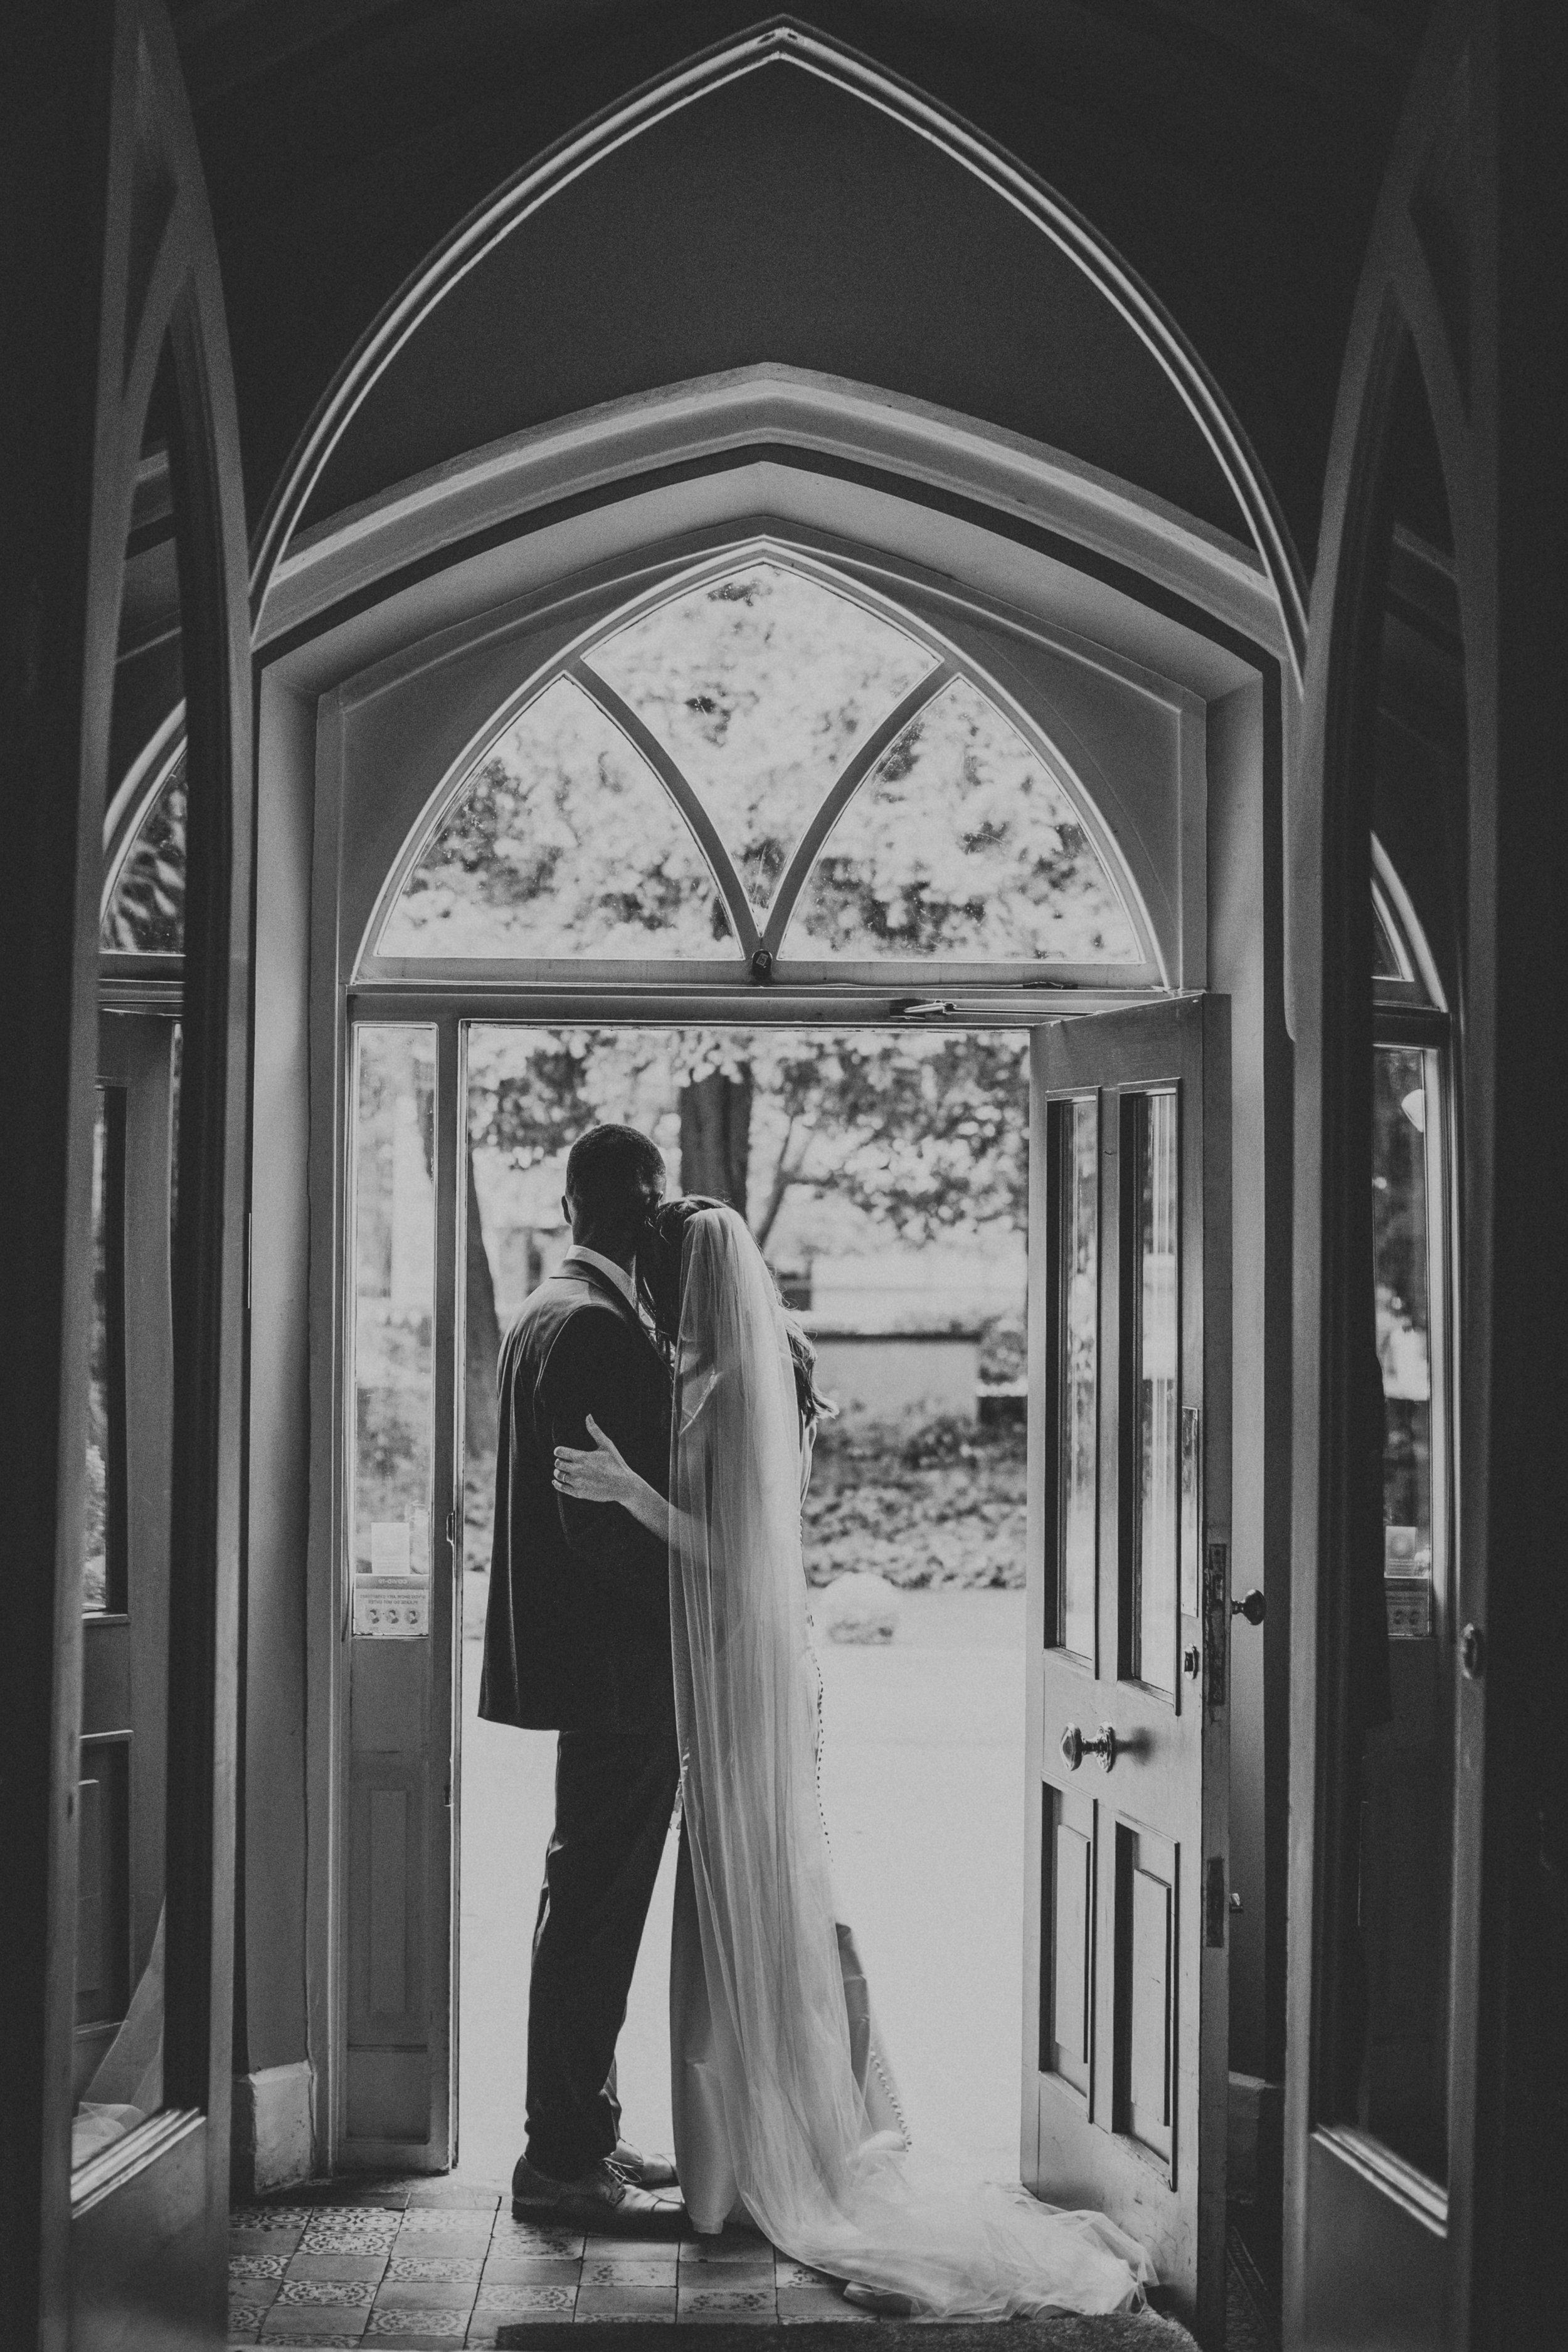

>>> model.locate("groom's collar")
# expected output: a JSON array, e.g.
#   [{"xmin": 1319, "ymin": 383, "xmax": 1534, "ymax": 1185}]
[{"xmin": 561, "ymin": 1244, "xmax": 637, "ymax": 1311}]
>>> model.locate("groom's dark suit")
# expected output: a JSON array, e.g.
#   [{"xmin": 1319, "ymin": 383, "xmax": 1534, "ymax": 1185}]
[{"xmin": 479, "ymin": 1256, "xmax": 678, "ymax": 2180}]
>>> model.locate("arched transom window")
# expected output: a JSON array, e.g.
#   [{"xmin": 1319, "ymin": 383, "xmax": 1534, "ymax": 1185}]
[{"xmin": 366, "ymin": 555, "xmax": 1153, "ymax": 983}]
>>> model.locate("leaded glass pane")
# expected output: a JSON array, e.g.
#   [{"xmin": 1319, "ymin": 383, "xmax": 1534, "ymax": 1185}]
[
  {"xmin": 379, "ymin": 676, "xmax": 733, "ymax": 958},
  {"xmin": 788, "ymin": 676, "xmax": 1140, "ymax": 961},
  {"xmin": 103, "ymin": 755, "xmax": 185, "ymax": 953},
  {"xmin": 1372, "ymin": 886, "xmax": 1407, "ymax": 980},
  {"xmin": 583, "ymin": 563, "xmax": 936, "ymax": 913}
]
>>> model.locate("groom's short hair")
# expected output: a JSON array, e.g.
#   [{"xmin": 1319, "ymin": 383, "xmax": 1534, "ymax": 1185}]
[{"xmin": 564, "ymin": 1124, "xmax": 665, "ymax": 1246}]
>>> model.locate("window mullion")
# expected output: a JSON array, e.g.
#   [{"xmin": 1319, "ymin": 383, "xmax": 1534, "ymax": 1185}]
[
  {"xmin": 568, "ymin": 660, "xmax": 758, "ymax": 958},
  {"xmin": 760, "ymin": 662, "xmax": 953, "ymax": 958}
]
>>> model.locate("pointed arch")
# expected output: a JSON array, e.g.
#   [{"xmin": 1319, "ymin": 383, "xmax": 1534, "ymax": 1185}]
[
  {"xmin": 362, "ymin": 537, "xmax": 1159, "ymax": 987},
  {"xmin": 248, "ymin": 19, "xmax": 1307, "ymax": 684}
]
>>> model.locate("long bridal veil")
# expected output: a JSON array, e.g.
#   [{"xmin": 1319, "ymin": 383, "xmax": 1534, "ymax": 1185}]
[{"xmin": 668, "ymin": 1204, "xmax": 1153, "ymax": 2318}]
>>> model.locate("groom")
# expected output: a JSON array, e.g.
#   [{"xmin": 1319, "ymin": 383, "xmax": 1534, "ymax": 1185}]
[{"xmin": 479, "ymin": 1123, "xmax": 682, "ymax": 2229}]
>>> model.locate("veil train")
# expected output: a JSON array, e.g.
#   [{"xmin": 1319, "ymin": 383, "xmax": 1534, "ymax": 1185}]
[{"xmin": 667, "ymin": 1204, "xmax": 1153, "ymax": 2318}]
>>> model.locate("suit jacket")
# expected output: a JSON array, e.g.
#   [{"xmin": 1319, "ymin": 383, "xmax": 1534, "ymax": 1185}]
[{"xmin": 479, "ymin": 1261, "xmax": 674, "ymax": 1734}]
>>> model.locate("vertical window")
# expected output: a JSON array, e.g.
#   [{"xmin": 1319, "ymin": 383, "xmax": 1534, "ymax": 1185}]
[
  {"xmin": 1052, "ymin": 1096, "xmax": 1099, "ymax": 1659},
  {"xmin": 349, "ymin": 1029, "xmax": 438, "ymax": 1592},
  {"xmin": 1130, "ymin": 1091, "xmax": 1178, "ymax": 1693}
]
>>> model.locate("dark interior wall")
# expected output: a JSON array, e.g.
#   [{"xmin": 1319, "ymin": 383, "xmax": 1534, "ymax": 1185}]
[
  {"xmin": 176, "ymin": 0, "xmax": 1421, "ymax": 569},
  {"xmin": 300, "ymin": 61, "xmax": 1241, "ymax": 537}
]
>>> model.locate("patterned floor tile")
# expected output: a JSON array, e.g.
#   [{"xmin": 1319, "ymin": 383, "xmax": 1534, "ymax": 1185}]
[
  {"xmin": 677, "ymin": 2287, "xmax": 777, "ymax": 2314},
  {"xmin": 471, "ymin": 2286, "xmax": 576, "ymax": 2316},
  {"xmin": 388, "ymin": 2257, "xmax": 485, "ymax": 2283},
  {"xmin": 466, "ymin": 2315, "xmax": 577, "ymax": 2344},
  {"xmin": 677, "ymin": 2314, "xmax": 782, "ymax": 2328},
  {"xmin": 259, "ymin": 2314, "xmax": 370, "ymax": 2344},
  {"xmin": 300, "ymin": 2228, "xmax": 401, "ymax": 2255},
  {"xmin": 571, "ymin": 2287, "xmax": 678, "ymax": 2319},
  {"xmin": 580, "ymin": 2257, "xmax": 678, "ymax": 2287},
  {"xmin": 233, "ymin": 2254, "xmax": 292, "ymax": 2280},
  {"xmin": 235, "ymin": 2209, "xmax": 326, "ymax": 2231},
  {"xmin": 258, "ymin": 2341, "xmax": 366, "ymax": 2350},
  {"xmin": 372, "ymin": 2281, "xmax": 479, "ymax": 2311},
  {"xmin": 490, "ymin": 2224, "xmax": 585, "ymax": 2260},
  {"xmin": 277, "ymin": 2280, "xmax": 378, "ymax": 2307},
  {"xmin": 776, "ymin": 2287, "xmax": 872, "ymax": 2323},
  {"xmin": 363, "ymin": 2314, "xmax": 470, "ymax": 2340},
  {"xmin": 288, "ymin": 2255, "xmax": 391, "ymax": 2284},
  {"xmin": 233, "ymin": 2281, "xmax": 283, "ymax": 2311},
  {"xmin": 230, "ymin": 2310, "xmax": 271, "ymax": 2334},
  {"xmin": 480, "ymin": 2258, "xmax": 581, "ymax": 2287},
  {"xmin": 775, "ymin": 2260, "xmax": 837, "ymax": 2286},
  {"xmin": 399, "ymin": 2210, "xmax": 497, "ymax": 2236}
]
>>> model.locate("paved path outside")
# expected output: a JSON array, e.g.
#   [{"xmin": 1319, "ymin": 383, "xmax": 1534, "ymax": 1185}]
[{"xmin": 457, "ymin": 1585, "xmax": 1027, "ymax": 2190}]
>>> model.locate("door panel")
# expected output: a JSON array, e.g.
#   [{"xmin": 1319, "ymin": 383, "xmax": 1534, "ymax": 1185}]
[
  {"xmin": 1024, "ymin": 996, "xmax": 1229, "ymax": 2338},
  {"xmin": 340, "ymin": 1021, "xmax": 458, "ymax": 2168},
  {"xmin": 1042, "ymin": 1786, "xmax": 1095, "ymax": 2102}
]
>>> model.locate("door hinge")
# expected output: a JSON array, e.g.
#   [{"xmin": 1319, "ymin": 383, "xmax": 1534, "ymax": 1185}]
[
  {"xmin": 1205, "ymin": 1857, "xmax": 1227, "ymax": 1947},
  {"xmin": 1204, "ymin": 1540, "xmax": 1229, "ymax": 1710}
]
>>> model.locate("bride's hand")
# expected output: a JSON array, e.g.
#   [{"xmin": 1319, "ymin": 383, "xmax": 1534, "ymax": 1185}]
[{"xmin": 553, "ymin": 1414, "xmax": 637, "ymax": 1508}]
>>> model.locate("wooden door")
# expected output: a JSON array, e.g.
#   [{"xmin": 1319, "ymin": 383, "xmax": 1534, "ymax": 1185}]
[
  {"xmin": 1288, "ymin": 4, "xmax": 1568, "ymax": 2347},
  {"xmin": 0, "ymin": 3, "xmax": 253, "ymax": 2344},
  {"xmin": 1022, "ymin": 997, "xmax": 1230, "ymax": 2340}
]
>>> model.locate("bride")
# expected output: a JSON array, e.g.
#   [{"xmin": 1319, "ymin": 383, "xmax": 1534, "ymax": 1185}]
[{"xmin": 551, "ymin": 1197, "xmax": 1152, "ymax": 2319}]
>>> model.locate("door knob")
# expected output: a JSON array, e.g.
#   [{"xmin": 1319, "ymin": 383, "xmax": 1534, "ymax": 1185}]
[
  {"xmin": 1231, "ymin": 1588, "xmax": 1266, "ymax": 1626},
  {"xmin": 1061, "ymin": 1723, "xmax": 1118, "ymax": 1774}
]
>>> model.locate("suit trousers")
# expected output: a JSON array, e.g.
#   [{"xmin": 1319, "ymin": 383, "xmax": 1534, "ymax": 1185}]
[{"xmin": 525, "ymin": 1725, "xmax": 681, "ymax": 2180}]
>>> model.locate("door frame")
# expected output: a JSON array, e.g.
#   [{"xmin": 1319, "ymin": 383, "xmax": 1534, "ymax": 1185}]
[{"xmin": 326, "ymin": 985, "xmax": 1168, "ymax": 2177}]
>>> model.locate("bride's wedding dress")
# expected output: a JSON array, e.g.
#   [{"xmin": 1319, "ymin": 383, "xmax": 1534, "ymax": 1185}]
[{"xmin": 664, "ymin": 1205, "xmax": 1152, "ymax": 2318}]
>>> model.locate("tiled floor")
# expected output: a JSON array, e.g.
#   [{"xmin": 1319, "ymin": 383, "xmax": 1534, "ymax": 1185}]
[{"xmin": 228, "ymin": 2185, "xmax": 870, "ymax": 2349}]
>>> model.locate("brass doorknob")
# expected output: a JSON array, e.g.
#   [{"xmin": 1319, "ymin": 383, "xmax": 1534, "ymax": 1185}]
[
  {"xmin": 1061, "ymin": 1723, "xmax": 1118, "ymax": 1774},
  {"xmin": 1231, "ymin": 1588, "xmax": 1266, "ymax": 1626}
]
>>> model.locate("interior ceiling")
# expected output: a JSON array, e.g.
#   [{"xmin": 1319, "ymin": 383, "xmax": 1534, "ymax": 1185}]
[{"xmin": 172, "ymin": 0, "xmax": 1432, "ymax": 573}]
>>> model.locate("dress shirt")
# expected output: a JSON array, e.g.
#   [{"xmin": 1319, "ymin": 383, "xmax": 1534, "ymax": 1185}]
[{"xmin": 561, "ymin": 1244, "xmax": 638, "ymax": 1311}]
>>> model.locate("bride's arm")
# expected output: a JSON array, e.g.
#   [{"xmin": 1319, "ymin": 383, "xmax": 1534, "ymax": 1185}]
[{"xmin": 553, "ymin": 1415, "xmax": 675, "ymax": 1542}]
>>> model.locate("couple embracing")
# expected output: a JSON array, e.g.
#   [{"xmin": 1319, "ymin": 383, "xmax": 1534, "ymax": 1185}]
[{"xmin": 479, "ymin": 1125, "xmax": 1150, "ymax": 2319}]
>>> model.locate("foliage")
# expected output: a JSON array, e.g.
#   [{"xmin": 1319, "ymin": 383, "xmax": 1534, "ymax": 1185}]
[
  {"xmin": 803, "ymin": 1411, "xmax": 1026, "ymax": 1590},
  {"xmin": 382, "ymin": 562, "xmax": 1138, "ymax": 968},
  {"xmin": 468, "ymin": 1024, "xmax": 1030, "ymax": 1245},
  {"xmin": 103, "ymin": 755, "xmax": 186, "ymax": 951}
]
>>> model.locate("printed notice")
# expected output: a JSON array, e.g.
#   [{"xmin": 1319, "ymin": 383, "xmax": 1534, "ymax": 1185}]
[{"xmin": 370, "ymin": 1519, "xmax": 413, "ymax": 1577}]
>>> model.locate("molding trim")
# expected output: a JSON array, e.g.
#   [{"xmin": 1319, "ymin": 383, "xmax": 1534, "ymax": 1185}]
[
  {"xmin": 248, "ymin": 21, "xmax": 1307, "ymax": 682},
  {"xmin": 262, "ymin": 366, "xmax": 1283, "ymax": 664},
  {"xmin": 230, "ymin": 2061, "xmax": 315, "ymax": 2201}
]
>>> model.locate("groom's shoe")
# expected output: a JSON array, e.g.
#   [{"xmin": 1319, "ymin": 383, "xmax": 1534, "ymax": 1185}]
[
  {"xmin": 613, "ymin": 2139, "xmax": 679, "ymax": 2191},
  {"xmin": 511, "ymin": 2152, "xmax": 683, "ymax": 2233}
]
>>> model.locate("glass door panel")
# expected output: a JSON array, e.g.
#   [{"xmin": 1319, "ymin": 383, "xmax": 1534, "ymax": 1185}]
[
  {"xmin": 1047, "ymin": 1094, "xmax": 1099, "ymax": 1661},
  {"xmin": 349, "ymin": 1027, "xmax": 438, "ymax": 1613},
  {"xmin": 75, "ymin": 1019, "xmax": 176, "ymax": 2173},
  {"xmin": 1130, "ymin": 1089, "xmax": 1179, "ymax": 1695},
  {"xmin": 1327, "ymin": 1039, "xmax": 1453, "ymax": 2186}
]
